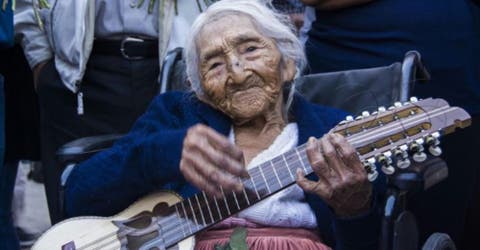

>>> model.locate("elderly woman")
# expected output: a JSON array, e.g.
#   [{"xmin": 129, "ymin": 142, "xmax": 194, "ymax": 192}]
[{"xmin": 65, "ymin": 0, "xmax": 384, "ymax": 249}]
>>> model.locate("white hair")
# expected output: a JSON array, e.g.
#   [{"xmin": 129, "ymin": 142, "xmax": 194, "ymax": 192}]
[{"xmin": 185, "ymin": 0, "xmax": 306, "ymax": 107}]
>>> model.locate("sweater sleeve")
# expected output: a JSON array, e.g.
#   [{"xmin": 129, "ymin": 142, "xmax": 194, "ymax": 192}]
[
  {"xmin": 14, "ymin": 0, "xmax": 53, "ymax": 68},
  {"xmin": 64, "ymin": 93, "xmax": 193, "ymax": 217}
]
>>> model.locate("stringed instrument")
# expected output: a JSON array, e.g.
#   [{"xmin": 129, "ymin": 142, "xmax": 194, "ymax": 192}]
[{"xmin": 32, "ymin": 97, "xmax": 471, "ymax": 250}]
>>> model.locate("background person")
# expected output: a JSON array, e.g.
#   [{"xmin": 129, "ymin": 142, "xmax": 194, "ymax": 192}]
[
  {"xmin": 14, "ymin": 0, "xmax": 213, "ymax": 224},
  {"xmin": 302, "ymin": 0, "xmax": 480, "ymax": 248}
]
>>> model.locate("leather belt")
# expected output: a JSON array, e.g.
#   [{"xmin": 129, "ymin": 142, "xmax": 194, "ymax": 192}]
[{"xmin": 92, "ymin": 37, "xmax": 158, "ymax": 60}]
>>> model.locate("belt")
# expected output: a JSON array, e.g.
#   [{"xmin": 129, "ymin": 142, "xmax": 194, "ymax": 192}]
[{"xmin": 92, "ymin": 37, "xmax": 158, "ymax": 60}]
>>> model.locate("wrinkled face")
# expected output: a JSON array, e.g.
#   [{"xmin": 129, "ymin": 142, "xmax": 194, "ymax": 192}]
[{"xmin": 196, "ymin": 14, "xmax": 295, "ymax": 122}]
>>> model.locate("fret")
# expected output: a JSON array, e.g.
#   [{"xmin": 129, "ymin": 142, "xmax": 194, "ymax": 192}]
[
  {"xmin": 242, "ymin": 188, "xmax": 251, "ymax": 206},
  {"xmin": 187, "ymin": 197, "xmax": 201, "ymax": 230},
  {"xmin": 250, "ymin": 167, "xmax": 270, "ymax": 198},
  {"xmin": 220, "ymin": 187, "xmax": 232, "ymax": 215},
  {"xmin": 194, "ymin": 194, "xmax": 208, "ymax": 225},
  {"xmin": 282, "ymin": 154, "xmax": 295, "ymax": 181},
  {"xmin": 258, "ymin": 165, "xmax": 271, "ymax": 194},
  {"xmin": 232, "ymin": 192, "xmax": 241, "ymax": 210},
  {"xmin": 213, "ymin": 196, "xmax": 224, "ymax": 220},
  {"xmin": 180, "ymin": 201, "xmax": 193, "ymax": 234},
  {"xmin": 233, "ymin": 187, "xmax": 250, "ymax": 209},
  {"xmin": 224, "ymin": 190, "xmax": 241, "ymax": 214},
  {"xmin": 270, "ymin": 160, "xmax": 283, "ymax": 187},
  {"xmin": 295, "ymin": 148, "xmax": 309, "ymax": 174},
  {"xmin": 174, "ymin": 204, "xmax": 187, "ymax": 238},
  {"xmin": 245, "ymin": 177, "xmax": 261, "ymax": 201},
  {"xmin": 202, "ymin": 192, "xmax": 216, "ymax": 223}
]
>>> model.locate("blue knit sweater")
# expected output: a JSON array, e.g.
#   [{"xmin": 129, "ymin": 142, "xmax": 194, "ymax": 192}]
[{"xmin": 65, "ymin": 91, "xmax": 385, "ymax": 249}]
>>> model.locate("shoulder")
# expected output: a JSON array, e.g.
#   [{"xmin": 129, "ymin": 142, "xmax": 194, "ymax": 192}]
[{"xmin": 293, "ymin": 94, "xmax": 349, "ymax": 127}]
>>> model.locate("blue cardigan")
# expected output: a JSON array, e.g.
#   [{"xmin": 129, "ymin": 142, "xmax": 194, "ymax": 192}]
[{"xmin": 65, "ymin": 92, "xmax": 385, "ymax": 249}]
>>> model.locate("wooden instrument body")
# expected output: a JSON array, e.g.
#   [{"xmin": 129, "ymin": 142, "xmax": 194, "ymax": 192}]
[{"xmin": 32, "ymin": 191, "xmax": 194, "ymax": 250}]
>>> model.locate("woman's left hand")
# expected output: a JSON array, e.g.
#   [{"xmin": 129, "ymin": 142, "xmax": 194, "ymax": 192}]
[{"xmin": 296, "ymin": 133, "xmax": 372, "ymax": 217}]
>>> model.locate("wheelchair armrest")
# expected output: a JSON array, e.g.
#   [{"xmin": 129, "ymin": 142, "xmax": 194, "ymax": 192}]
[
  {"xmin": 159, "ymin": 47, "xmax": 188, "ymax": 93},
  {"xmin": 400, "ymin": 51, "xmax": 431, "ymax": 101},
  {"xmin": 389, "ymin": 156, "xmax": 448, "ymax": 192},
  {"xmin": 56, "ymin": 134, "xmax": 124, "ymax": 167}
]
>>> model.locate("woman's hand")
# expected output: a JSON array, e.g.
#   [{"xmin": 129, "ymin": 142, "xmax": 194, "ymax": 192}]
[
  {"xmin": 296, "ymin": 133, "xmax": 372, "ymax": 217},
  {"xmin": 180, "ymin": 124, "xmax": 249, "ymax": 197}
]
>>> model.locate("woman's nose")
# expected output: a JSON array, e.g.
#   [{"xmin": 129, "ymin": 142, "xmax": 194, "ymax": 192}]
[{"xmin": 227, "ymin": 56, "xmax": 248, "ymax": 84}]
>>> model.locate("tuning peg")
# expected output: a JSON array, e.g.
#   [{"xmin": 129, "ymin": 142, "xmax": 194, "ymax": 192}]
[
  {"xmin": 410, "ymin": 142, "xmax": 427, "ymax": 162},
  {"xmin": 340, "ymin": 115, "xmax": 355, "ymax": 124},
  {"xmin": 363, "ymin": 158, "xmax": 378, "ymax": 181},
  {"xmin": 378, "ymin": 106, "xmax": 386, "ymax": 113},
  {"xmin": 394, "ymin": 102, "xmax": 403, "ymax": 108},
  {"xmin": 410, "ymin": 97, "xmax": 418, "ymax": 103},
  {"xmin": 377, "ymin": 153, "xmax": 395, "ymax": 175},
  {"xmin": 355, "ymin": 115, "xmax": 363, "ymax": 120},
  {"xmin": 368, "ymin": 170, "xmax": 379, "ymax": 182},
  {"xmin": 425, "ymin": 135, "xmax": 442, "ymax": 156},
  {"xmin": 388, "ymin": 106, "xmax": 395, "ymax": 111},
  {"xmin": 428, "ymin": 146, "xmax": 442, "ymax": 156},
  {"xmin": 361, "ymin": 111, "xmax": 370, "ymax": 117},
  {"xmin": 394, "ymin": 147, "xmax": 411, "ymax": 169}
]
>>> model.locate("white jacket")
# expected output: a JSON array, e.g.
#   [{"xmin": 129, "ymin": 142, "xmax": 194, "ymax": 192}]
[{"xmin": 15, "ymin": 0, "xmax": 205, "ymax": 93}]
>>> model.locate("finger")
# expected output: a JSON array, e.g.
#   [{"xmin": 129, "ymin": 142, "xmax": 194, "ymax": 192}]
[
  {"xmin": 296, "ymin": 168, "xmax": 331, "ymax": 199},
  {"xmin": 329, "ymin": 133, "xmax": 364, "ymax": 176},
  {"xmin": 193, "ymin": 125, "xmax": 248, "ymax": 177},
  {"xmin": 201, "ymin": 125, "xmax": 244, "ymax": 161},
  {"xmin": 319, "ymin": 134, "xmax": 344, "ymax": 179},
  {"xmin": 180, "ymin": 158, "xmax": 222, "ymax": 197},
  {"xmin": 181, "ymin": 146, "xmax": 243, "ymax": 194},
  {"xmin": 306, "ymin": 137, "xmax": 331, "ymax": 184},
  {"xmin": 199, "ymin": 137, "xmax": 247, "ymax": 178}
]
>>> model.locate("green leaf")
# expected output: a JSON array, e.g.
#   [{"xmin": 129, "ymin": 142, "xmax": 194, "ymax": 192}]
[{"xmin": 229, "ymin": 227, "xmax": 248, "ymax": 250}]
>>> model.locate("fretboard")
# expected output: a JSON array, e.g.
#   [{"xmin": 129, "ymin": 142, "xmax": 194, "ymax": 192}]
[{"xmin": 157, "ymin": 143, "xmax": 312, "ymax": 247}]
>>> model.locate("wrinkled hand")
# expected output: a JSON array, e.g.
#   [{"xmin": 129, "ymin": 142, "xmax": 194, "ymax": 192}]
[
  {"xmin": 180, "ymin": 124, "xmax": 249, "ymax": 197},
  {"xmin": 296, "ymin": 133, "xmax": 372, "ymax": 217}
]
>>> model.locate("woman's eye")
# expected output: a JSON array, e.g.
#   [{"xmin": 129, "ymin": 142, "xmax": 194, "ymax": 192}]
[
  {"xmin": 209, "ymin": 62, "xmax": 221, "ymax": 70},
  {"xmin": 246, "ymin": 46, "xmax": 257, "ymax": 52}
]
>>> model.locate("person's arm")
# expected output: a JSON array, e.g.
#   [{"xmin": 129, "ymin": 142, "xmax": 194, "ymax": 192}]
[
  {"xmin": 297, "ymin": 133, "xmax": 384, "ymax": 249},
  {"xmin": 301, "ymin": 0, "xmax": 374, "ymax": 10},
  {"xmin": 64, "ymin": 93, "xmax": 191, "ymax": 217},
  {"xmin": 14, "ymin": 0, "xmax": 53, "ymax": 83}
]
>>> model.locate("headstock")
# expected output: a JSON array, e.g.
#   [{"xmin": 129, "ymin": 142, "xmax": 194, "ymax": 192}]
[{"xmin": 334, "ymin": 97, "xmax": 472, "ymax": 181}]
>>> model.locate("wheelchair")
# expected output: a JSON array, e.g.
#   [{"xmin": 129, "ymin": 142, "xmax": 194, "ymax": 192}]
[{"xmin": 53, "ymin": 49, "xmax": 456, "ymax": 250}]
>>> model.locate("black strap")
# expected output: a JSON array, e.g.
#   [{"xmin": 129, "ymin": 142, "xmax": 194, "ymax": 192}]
[{"xmin": 92, "ymin": 38, "xmax": 158, "ymax": 59}]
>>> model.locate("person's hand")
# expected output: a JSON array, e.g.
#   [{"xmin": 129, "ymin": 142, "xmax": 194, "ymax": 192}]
[
  {"xmin": 296, "ymin": 133, "xmax": 372, "ymax": 217},
  {"xmin": 33, "ymin": 60, "xmax": 48, "ymax": 90},
  {"xmin": 180, "ymin": 124, "xmax": 249, "ymax": 197}
]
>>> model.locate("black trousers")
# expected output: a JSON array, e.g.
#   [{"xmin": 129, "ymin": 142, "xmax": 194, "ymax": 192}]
[{"xmin": 36, "ymin": 54, "xmax": 159, "ymax": 223}]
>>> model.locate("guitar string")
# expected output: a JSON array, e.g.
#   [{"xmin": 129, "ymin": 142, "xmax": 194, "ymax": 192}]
[
  {"xmin": 75, "ymin": 137, "xmax": 355, "ymax": 249},
  {"xmin": 73, "ymin": 112, "xmax": 425, "ymax": 249},
  {"xmin": 73, "ymin": 152, "xmax": 307, "ymax": 249}
]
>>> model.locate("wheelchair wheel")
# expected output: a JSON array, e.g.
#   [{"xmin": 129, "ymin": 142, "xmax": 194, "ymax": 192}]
[{"xmin": 422, "ymin": 233, "xmax": 456, "ymax": 250}]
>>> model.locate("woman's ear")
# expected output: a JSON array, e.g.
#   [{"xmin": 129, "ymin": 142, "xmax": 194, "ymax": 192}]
[{"xmin": 281, "ymin": 58, "xmax": 297, "ymax": 83}]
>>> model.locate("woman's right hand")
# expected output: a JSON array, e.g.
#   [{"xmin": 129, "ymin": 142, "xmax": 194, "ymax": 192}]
[{"xmin": 180, "ymin": 124, "xmax": 249, "ymax": 197}]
